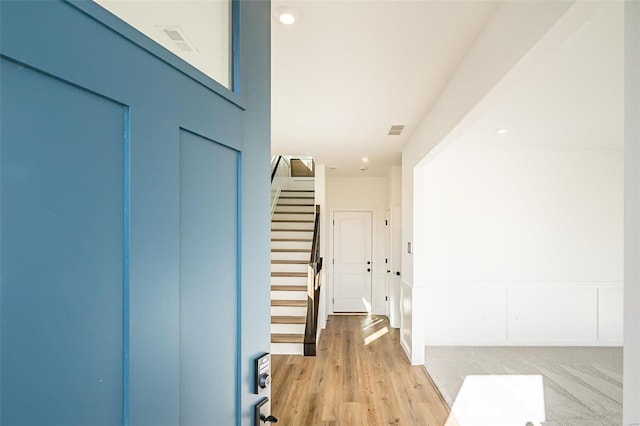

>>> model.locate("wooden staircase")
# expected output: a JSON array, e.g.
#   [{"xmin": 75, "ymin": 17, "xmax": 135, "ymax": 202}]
[{"xmin": 270, "ymin": 182, "xmax": 315, "ymax": 355}]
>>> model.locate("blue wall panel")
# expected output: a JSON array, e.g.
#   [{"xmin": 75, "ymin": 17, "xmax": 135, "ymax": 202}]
[{"xmin": 0, "ymin": 60, "xmax": 125, "ymax": 425}]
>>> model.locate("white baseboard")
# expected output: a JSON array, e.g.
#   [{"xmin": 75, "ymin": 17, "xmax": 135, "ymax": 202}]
[
  {"xmin": 400, "ymin": 335, "xmax": 411, "ymax": 361},
  {"xmin": 426, "ymin": 340, "xmax": 623, "ymax": 347}
]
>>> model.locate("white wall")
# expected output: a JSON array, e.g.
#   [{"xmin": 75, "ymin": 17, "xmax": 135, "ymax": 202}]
[
  {"xmin": 624, "ymin": 0, "xmax": 640, "ymax": 423},
  {"xmin": 314, "ymin": 165, "xmax": 328, "ymax": 331},
  {"xmin": 387, "ymin": 166, "xmax": 402, "ymax": 206},
  {"xmin": 416, "ymin": 148, "xmax": 623, "ymax": 345},
  {"xmin": 326, "ymin": 176, "xmax": 388, "ymax": 315},
  {"xmin": 400, "ymin": 0, "xmax": 574, "ymax": 364},
  {"xmin": 402, "ymin": 1, "xmax": 575, "ymax": 284}
]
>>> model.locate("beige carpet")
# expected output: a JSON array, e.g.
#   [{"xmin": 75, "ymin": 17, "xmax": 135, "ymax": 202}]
[{"xmin": 425, "ymin": 346, "xmax": 622, "ymax": 425}]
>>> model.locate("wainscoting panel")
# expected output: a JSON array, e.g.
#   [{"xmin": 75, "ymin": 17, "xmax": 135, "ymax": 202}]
[
  {"xmin": 425, "ymin": 283, "xmax": 507, "ymax": 344},
  {"xmin": 424, "ymin": 282, "xmax": 622, "ymax": 346},
  {"xmin": 508, "ymin": 284, "xmax": 597, "ymax": 343},
  {"xmin": 599, "ymin": 284, "xmax": 624, "ymax": 342}
]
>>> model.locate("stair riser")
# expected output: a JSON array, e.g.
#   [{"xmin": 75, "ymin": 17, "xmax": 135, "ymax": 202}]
[
  {"xmin": 272, "ymin": 213, "xmax": 315, "ymax": 221},
  {"xmin": 271, "ymin": 222, "xmax": 315, "ymax": 231},
  {"xmin": 271, "ymin": 342, "xmax": 303, "ymax": 355},
  {"xmin": 271, "ymin": 183, "xmax": 314, "ymax": 358},
  {"xmin": 271, "ymin": 241, "xmax": 313, "ymax": 250},
  {"xmin": 271, "ymin": 290, "xmax": 307, "ymax": 300},
  {"xmin": 270, "ymin": 276, "xmax": 307, "ymax": 285},
  {"xmin": 271, "ymin": 263, "xmax": 308, "ymax": 273},
  {"xmin": 271, "ymin": 306, "xmax": 306, "ymax": 316},
  {"xmin": 277, "ymin": 202, "xmax": 315, "ymax": 208},
  {"xmin": 279, "ymin": 191, "xmax": 314, "ymax": 198},
  {"xmin": 271, "ymin": 252, "xmax": 310, "ymax": 261},
  {"xmin": 274, "ymin": 205, "xmax": 315, "ymax": 213},
  {"xmin": 271, "ymin": 231, "xmax": 313, "ymax": 239},
  {"xmin": 283, "ymin": 180, "xmax": 314, "ymax": 191},
  {"xmin": 271, "ymin": 323, "xmax": 306, "ymax": 334},
  {"xmin": 276, "ymin": 199, "xmax": 314, "ymax": 206}
]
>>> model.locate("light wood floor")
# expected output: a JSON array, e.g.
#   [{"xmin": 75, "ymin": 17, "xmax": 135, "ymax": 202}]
[{"xmin": 271, "ymin": 315, "xmax": 450, "ymax": 425}]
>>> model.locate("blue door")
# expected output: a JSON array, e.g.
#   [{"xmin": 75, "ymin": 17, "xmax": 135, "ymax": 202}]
[{"xmin": 0, "ymin": 1, "xmax": 271, "ymax": 425}]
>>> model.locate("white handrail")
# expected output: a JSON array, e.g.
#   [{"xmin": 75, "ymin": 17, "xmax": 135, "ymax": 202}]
[{"xmin": 270, "ymin": 158, "xmax": 291, "ymax": 217}]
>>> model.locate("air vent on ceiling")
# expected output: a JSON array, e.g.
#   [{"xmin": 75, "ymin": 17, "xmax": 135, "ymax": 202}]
[
  {"xmin": 160, "ymin": 26, "xmax": 199, "ymax": 53},
  {"xmin": 388, "ymin": 124, "xmax": 405, "ymax": 136}
]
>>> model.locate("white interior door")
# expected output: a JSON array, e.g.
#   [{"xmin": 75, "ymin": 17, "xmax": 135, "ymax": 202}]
[{"xmin": 333, "ymin": 211, "xmax": 372, "ymax": 312}]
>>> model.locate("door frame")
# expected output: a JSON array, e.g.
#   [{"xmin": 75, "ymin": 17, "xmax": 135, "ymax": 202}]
[
  {"xmin": 385, "ymin": 208, "xmax": 391, "ymax": 318},
  {"xmin": 389, "ymin": 203, "xmax": 402, "ymax": 328},
  {"xmin": 329, "ymin": 208, "xmax": 375, "ymax": 315}
]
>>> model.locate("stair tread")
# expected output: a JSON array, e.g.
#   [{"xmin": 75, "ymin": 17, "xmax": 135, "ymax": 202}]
[
  {"xmin": 271, "ymin": 315, "xmax": 306, "ymax": 324},
  {"xmin": 279, "ymin": 196, "xmax": 315, "ymax": 199},
  {"xmin": 271, "ymin": 299, "xmax": 307, "ymax": 307},
  {"xmin": 272, "ymin": 219, "xmax": 315, "ymax": 223},
  {"xmin": 271, "ymin": 334, "xmax": 304, "ymax": 343},
  {"xmin": 271, "ymin": 285, "xmax": 307, "ymax": 291},
  {"xmin": 271, "ymin": 184, "xmax": 314, "ymax": 344},
  {"xmin": 273, "ymin": 211, "xmax": 314, "ymax": 215},
  {"xmin": 271, "ymin": 272, "xmax": 307, "ymax": 277}
]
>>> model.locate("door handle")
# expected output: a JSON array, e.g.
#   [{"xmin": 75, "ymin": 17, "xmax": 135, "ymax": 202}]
[
  {"xmin": 367, "ymin": 268, "xmax": 371, "ymax": 272},
  {"xmin": 367, "ymin": 261, "xmax": 371, "ymax": 265},
  {"xmin": 395, "ymin": 271, "xmax": 401, "ymax": 276},
  {"xmin": 386, "ymin": 270, "xmax": 391, "ymax": 273},
  {"xmin": 261, "ymin": 415, "xmax": 279, "ymax": 424}
]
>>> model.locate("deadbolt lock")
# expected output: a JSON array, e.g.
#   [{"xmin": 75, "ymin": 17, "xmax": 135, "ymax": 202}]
[
  {"xmin": 255, "ymin": 353, "xmax": 271, "ymax": 395},
  {"xmin": 259, "ymin": 373, "xmax": 271, "ymax": 389}
]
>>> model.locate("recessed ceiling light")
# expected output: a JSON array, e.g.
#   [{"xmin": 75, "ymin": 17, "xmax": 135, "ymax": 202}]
[
  {"xmin": 362, "ymin": 157, "xmax": 369, "ymax": 163},
  {"xmin": 495, "ymin": 128, "xmax": 508, "ymax": 134},
  {"xmin": 359, "ymin": 166, "xmax": 367, "ymax": 171},
  {"xmin": 273, "ymin": 6, "xmax": 298, "ymax": 25},
  {"xmin": 280, "ymin": 12, "xmax": 295, "ymax": 25}
]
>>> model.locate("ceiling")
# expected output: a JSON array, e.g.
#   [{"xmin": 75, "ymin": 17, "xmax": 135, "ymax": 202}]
[
  {"xmin": 271, "ymin": 0, "xmax": 500, "ymax": 176},
  {"xmin": 444, "ymin": 1, "xmax": 624, "ymax": 153},
  {"xmin": 96, "ymin": 1, "xmax": 618, "ymax": 176}
]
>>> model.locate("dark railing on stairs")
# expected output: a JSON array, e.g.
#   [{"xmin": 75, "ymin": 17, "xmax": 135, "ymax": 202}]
[
  {"xmin": 270, "ymin": 155, "xmax": 282, "ymax": 183},
  {"xmin": 304, "ymin": 205, "xmax": 322, "ymax": 356}
]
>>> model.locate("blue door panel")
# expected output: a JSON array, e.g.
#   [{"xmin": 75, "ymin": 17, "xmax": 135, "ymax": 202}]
[
  {"xmin": 0, "ymin": 60, "xmax": 125, "ymax": 425},
  {"xmin": 0, "ymin": 1, "xmax": 272, "ymax": 424},
  {"xmin": 179, "ymin": 130, "xmax": 238, "ymax": 425}
]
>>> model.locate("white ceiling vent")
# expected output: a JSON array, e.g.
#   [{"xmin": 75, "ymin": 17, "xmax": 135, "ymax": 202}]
[
  {"xmin": 388, "ymin": 124, "xmax": 405, "ymax": 136},
  {"xmin": 160, "ymin": 26, "xmax": 199, "ymax": 53}
]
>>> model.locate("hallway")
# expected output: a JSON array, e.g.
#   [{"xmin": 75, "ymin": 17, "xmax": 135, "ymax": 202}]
[{"xmin": 272, "ymin": 315, "xmax": 449, "ymax": 425}]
